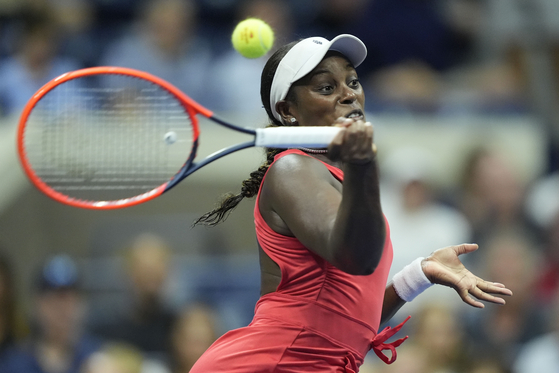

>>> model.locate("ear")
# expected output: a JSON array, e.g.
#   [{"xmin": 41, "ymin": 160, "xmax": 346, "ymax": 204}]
[{"xmin": 275, "ymin": 100, "xmax": 297, "ymax": 125}]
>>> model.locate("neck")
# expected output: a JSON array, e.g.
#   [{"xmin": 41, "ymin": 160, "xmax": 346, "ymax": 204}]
[{"xmin": 294, "ymin": 148, "xmax": 344, "ymax": 169}]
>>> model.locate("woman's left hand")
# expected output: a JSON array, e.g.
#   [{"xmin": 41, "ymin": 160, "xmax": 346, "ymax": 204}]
[{"xmin": 421, "ymin": 244, "xmax": 513, "ymax": 308}]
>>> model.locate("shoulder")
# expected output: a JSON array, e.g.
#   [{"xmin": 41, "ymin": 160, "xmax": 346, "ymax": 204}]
[
  {"xmin": 269, "ymin": 152, "xmax": 332, "ymax": 177},
  {"xmin": 261, "ymin": 152, "xmax": 341, "ymax": 206},
  {"xmin": 264, "ymin": 152, "xmax": 338, "ymax": 190},
  {"xmin": 259, "ymin": 152, "xmax": 342, "ymax": 236}
]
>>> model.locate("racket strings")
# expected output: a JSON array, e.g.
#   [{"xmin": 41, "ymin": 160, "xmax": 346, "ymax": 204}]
[{"xmin": 23, "ymin": 74, "xmax": 194, "ymax": 201}]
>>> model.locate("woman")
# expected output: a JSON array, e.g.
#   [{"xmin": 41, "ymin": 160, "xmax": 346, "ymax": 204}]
[{"xmin": 191, "ymin": 35, "xmax": 511, "ymax": 372}]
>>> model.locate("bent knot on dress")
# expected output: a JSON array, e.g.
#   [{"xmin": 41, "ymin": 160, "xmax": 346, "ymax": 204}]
[{"xmin": 370, "ymin": 315, "xmax": 411, "ymax": 364}]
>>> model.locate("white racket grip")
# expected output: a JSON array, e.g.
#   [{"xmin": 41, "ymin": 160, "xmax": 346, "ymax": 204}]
[{"xmin": 255, "ymin": 127, "xmax": 341, "ymax": 148}]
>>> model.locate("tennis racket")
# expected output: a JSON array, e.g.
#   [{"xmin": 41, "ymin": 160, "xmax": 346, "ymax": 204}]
[{"xmin": 17, "ymin": 66, "xmax": 341, "ymax": 209}]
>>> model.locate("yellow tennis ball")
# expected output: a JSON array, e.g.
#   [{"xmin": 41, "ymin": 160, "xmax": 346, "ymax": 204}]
[{"xmin": 231, "ymin": 18, "xmax": 274, "ymax": 59}]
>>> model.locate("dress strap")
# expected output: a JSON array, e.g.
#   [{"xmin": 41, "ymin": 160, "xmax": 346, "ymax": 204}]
[{"xmin": 370, "ymin": 315, "xmax": 411, "ymax": 364}]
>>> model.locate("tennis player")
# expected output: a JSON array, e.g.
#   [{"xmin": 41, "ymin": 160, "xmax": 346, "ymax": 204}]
[{"xmin": 191, "ymin": 34, "xmax": 512, "ymax": 372}]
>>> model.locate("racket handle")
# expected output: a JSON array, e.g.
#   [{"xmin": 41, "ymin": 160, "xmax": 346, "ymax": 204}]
[{"xmin": 255, "ymin": 127, "xmax": 341, "ymax": 148}]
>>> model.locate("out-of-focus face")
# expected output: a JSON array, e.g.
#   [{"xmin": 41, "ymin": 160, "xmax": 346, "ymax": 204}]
[
  {"xmin": 285, "ymin": 54, "xmax": 365, "ymax": 127},
  {"xmin": 172, "ymin": 306, "xmax": 217, "ymax": 370},
  {"xmin": 146, "ymin": 0, "xmax": 195, "ymax": 54},
  {"xmin": 22, "ymin": 27, "xmax": 58, "ymax": 68},
  {"xmin": 128, "ymin": 244, "xmax": 169, "ymax": 300},
  {"xmin": 37, "ymin": 289, "xmax": 84, "ymax": 343}
]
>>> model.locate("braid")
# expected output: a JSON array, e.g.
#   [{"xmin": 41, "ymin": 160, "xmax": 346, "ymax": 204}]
[
  {"xmin": 192, "ymin": 146, "xmax": 283, "ymax": 226},
  {"xmin": 194, "ymin": 41, "xmax": 300, "ymax": 227}
]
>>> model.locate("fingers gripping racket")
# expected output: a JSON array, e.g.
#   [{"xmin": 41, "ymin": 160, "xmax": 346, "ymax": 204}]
[{"xmin": 17, "ymin": 67, "xmax": 340, "ymax": 209}]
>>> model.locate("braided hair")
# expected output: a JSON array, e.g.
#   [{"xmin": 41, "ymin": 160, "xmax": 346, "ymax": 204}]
[{"xmin": 194, "ymin": 41, "xmax": 300, "ymax": 226}]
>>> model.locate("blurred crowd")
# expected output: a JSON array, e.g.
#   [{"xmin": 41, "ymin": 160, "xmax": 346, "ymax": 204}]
[
  {"xmin": 1, "ymin": 0, "xmax": 559, "ymax": 372},
  {"xmin": 0, "ymin": 235, "xmax": 222, "ymax": 373},
  {"xmin": 0, "ymin": 0, "xmax": 558, "ymax": 119}
]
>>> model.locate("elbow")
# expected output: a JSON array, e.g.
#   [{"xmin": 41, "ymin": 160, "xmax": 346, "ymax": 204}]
[
  {"xmin": 348, "ymin": 264, "xmax": 377, "ymax": 276},
  {"xmin": 338, "ymin": 261, "xmax": 377, "ymax": 276},
  {"xmin": 348, "ymin": 253, "xmax": 381, "ymax": 276},
  {"xmin": 335, "ymin": 233, "xmax": 386, "ymax": 276}
]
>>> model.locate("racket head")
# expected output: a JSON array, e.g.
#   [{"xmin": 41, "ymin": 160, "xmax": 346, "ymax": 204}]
[{"xmin": 17, "ymin": 67, "xmax": 206, "ymax": 209}]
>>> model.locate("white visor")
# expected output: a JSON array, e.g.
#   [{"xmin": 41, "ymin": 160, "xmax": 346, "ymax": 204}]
[{"xmin": 269, "ymin": 34, "xmax": 367, "ymax": 122}]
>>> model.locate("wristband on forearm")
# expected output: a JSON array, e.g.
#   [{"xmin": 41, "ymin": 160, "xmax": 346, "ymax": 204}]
[{"xmin": 392, "ymin": 257, "xmax": 433, "ymax": 302}]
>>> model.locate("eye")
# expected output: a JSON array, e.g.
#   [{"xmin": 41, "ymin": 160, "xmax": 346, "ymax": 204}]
[
  {"xmin": 349, "ymin": 78, "xmax": 360, "ymax": 88},
  {"xmin": 318, "ymin": 85, "xmax": 334, "ymax": 93}
]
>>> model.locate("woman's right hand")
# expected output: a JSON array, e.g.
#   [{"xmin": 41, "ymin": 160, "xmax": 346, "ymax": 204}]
[{"xmin": 327, "ymin": 117, "xmax": 376, "ymax": 165}]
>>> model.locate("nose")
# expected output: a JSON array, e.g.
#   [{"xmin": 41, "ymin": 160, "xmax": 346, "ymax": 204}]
[{"xmin": 339, "ymin": 85, "xmax": 357, "ymax": 104}]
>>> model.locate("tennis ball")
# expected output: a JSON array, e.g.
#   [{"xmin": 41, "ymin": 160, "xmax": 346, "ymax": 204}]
[
  {"xmin": 164, "ymin": 131, "xmax": 177, "ymax": 145},
  {"xmin": 231, "ymin": 18, "xmax": 274, "ymax": 59}
]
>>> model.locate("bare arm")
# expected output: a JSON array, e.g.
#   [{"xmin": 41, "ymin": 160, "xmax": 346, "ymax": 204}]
[
  {"xmin": 329, "ymin": 160, "xmax": 385, "ymax": 274},
  {"xmin": 260, "ymin": 119, "xmax": 385, "ymax": 275},
  {"xmin": 380, "ymin": 283, "xmax": 406, "ymax": 325}
]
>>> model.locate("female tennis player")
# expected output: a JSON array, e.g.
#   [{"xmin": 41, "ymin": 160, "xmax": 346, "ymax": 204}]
[{"xmin": 191, "ymin": 34, "xmax": 512, "ymax": 372}]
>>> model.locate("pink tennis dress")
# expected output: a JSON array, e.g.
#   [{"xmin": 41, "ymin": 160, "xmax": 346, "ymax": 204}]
[{"xmin": 190, "ymin": 149, "xmax": 407, "ymax": 373}]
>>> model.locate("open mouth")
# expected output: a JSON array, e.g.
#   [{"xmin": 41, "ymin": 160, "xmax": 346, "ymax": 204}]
[{"xmin": 345, "ymin": 110, "xmax": 364, "ymax": 120}]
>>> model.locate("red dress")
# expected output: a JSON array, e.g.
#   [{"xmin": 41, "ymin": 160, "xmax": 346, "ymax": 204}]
[{"xmin": 190, "ymin": 150, "xmax": 406, "ymax": 373}]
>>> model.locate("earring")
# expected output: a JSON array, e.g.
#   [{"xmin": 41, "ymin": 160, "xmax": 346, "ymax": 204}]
[{"xmin": 290, "ymin": 117, "xmax": 297, "ymax": 123}]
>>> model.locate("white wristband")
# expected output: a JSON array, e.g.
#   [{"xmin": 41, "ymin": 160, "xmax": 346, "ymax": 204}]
[{"xmin": 392, "ymin": 257, "xmax": 433, "ymax": 302}]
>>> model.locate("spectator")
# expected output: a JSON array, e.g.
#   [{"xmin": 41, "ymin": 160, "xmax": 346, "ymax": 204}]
[
  {"xmin": 0, "ymin": 254, "xmax": 102, "ymax": 373},
  {"xmin": 0, "ymin": 9, "xmax": 82, "ymax": 118},
  {"xmin": 50, "ymin": 0, "xmax": 100, "ymax": 67},
  {"xmin": 453, "ymin": 147, "xmax": 537, "ymax": 252},
  {"xmin": 99, "ymin": 0, "xmax": 214, "ymax": 106},
  {"xmin": 89, "ymin": 233, "xmax": 176, "ymax": 363},
  {"xmin": 380, "ymin": 146, "xmax": 472, "ymax": 314},
  {"xmin": 512, "ymin": 286, "xmax": 559, "ymax": 373},
  {"xmin": 313, "ymin": 0, "xmax": 468, "ymax": 71},
  {"xmin": 438, "ymin": 0, "xmax": 559, "ymax": 115},
  {"xmin": 463, "ymin": 230, "xmax": 546, "ymax": 371},
  {"xmin": 168, "ymin": 303, "xmax": 219, "ymax": 373},
  {"xmin": 360, "ymin": 302, "xmax": 473, "ymax": 373},
  {"xmin": 311, "ymin": 0, "xmax": 477, "ymax": 113},
  {"xmin": 410, "ymin": 303, "xmax": 472, "ymax": 372},
  {"xmin": 11, "ymin": 0, "xmax": 99, "ymax": 67},
  {"xmin": 525, "ymin": 172, "xmax": 559, "ymax": 306}
]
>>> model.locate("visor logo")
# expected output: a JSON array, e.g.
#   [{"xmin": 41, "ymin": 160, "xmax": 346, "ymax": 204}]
[{"xmin": 313, "ymin": 40, "xmax": 323, "ymax": 45}]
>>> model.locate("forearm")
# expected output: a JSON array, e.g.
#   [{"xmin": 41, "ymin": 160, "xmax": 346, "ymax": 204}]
[
  {"xmin": 330, "ymin": 161, "xmax": 385, "ymax": 275},
  {"xmin": 380, "ymin": 283, "xmax": 406, "ymax": 325}
]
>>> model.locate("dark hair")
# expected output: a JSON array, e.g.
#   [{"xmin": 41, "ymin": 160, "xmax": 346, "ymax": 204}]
[{"xmin": 194, "ymin": 41, "xmax": 300, "ymax": 226}]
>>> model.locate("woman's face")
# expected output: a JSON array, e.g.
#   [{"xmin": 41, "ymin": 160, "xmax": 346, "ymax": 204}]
[{"xmin": 283, "ymin": 54, "xmax": 365, "ymax": 126}]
